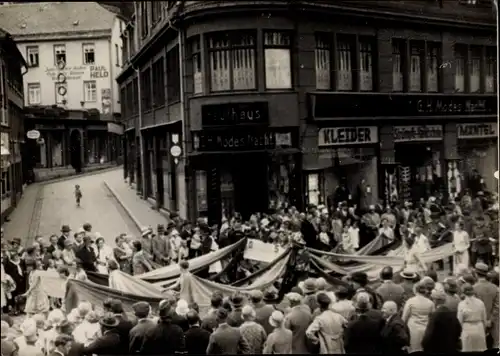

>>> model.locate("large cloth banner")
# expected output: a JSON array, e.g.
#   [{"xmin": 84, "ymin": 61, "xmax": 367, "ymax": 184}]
[
  {"xmin": 37, "ymin": 270, "xmax": 67, "ymax": 299},
  {"xmin": 243, "ymin": 239, "xmax": 286, "ymax": 263}
]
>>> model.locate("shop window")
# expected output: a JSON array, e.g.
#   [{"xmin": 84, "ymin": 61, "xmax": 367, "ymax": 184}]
[
  {"xmin": 208, "ymin": 31, "xmax": 256, "ymax": 92},
  {"xmin": 141, "ymin": 67, "xmax": 152, "ymax": 111},
  {"xmin": 166, "ymin": 46, "xmax": 180, "ymax": 103},
  {"xmin": 315, "ymin": 33, "xmax": 332, "ymax": 90},
  {"xmin": 454, "ymin": 45, "xmax": 466, "ymax": 92},
  {"xmin": 409, "ymin": 42, "xmax": 424, "ymax": 92},
  {"xmin": 469, "ymin": 47, "xmax": 481, "ymax": 93},
  {"xmin": 485, "ymin": 46, "xmax": 496, "ymax": 93},
  {"xmin": 82, "ymin": 43, "xmax": 95, "ymax": 65},
  {"xmin": 55, "ymin": 83, "xmax": 67, "ymax": 104},
  {"xmin": 26, "ymin": 46, "xmax": 39, "ymax": 68},
  {"xmin": 264, "ymin": 31, "xmax": 292, "ymax": 90},
  {"xmin": 306, "ymin": 173, "xmax": 323, "ymax": 207},
  {"xmin": 189, "ymin": 36, "xmax": 203, "ymax": 94},
  {"xmin": 54, "ymin": 44, "xmax": 66, "ymax": 66},
  {"xmin": 359, "ymin": 37, "xmax": 374, "ymax": 91},
  {"xmin": 152, "ymin": 58, "xmax": 165, "ymax": 107},
  {"xmin": 426, "ymin": 43, "xmax": 440, "ymax": 92},
  {"xmin": 392, "ymin": 40, "xmax": 404, "ymax": 92},
  {"xmin": 27, "ymin": 83, "xmax": 41, "ymax": 105},
  {"xmin": 336, "ymin": 35, "xmax": 354, "ymax": 91},
  {"xmin": 83, "ymin": 81, "xmax": 97, "ymax": 102}
]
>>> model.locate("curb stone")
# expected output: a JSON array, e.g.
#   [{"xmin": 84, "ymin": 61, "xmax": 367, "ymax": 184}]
[{"xmin": 103, "ymin": 181, "xmax": 143, "ymax": 232}]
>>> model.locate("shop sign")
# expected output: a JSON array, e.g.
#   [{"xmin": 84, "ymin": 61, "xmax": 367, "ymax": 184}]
[
  {"xmin": 90, "ymin": 66, "xmax": 109, "ymax": 79},
  {"xmin": 311, "ymin": 93, "xmax": 497, "ymax": 119},
  {"xmin": 192, "ymin": 130, "xmax": 292, "ymax": 152},
  {"xmin": 318, "ymin": 127, "xmax": 378, "ymax": 147},
  {"xmin": 201, "ymin": 102, "xmax": 268, "ymax": 126},
  {"xmin": 393, "ymin": 125, "xmax": 443, "ymax": 143},
  {"xmin": 45, "ymin": 66, "xmax": 86, "ymax": 81},
  {"xmin": 457, "ymin": 123, "xmax": 497, "ymax": 139}
]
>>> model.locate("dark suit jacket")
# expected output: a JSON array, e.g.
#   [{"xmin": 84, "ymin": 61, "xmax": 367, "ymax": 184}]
[
  {"xmin": 47, "ymin": 244, "xmax": 59, "ymax": 256},
  {"xmin": 68, "ymin": 341, "xmax": 85, "ymax": 356},
  {"xmin": 115, "ymin": 314, "xmax": 135, "ymax": 353},
  {"xmin": 345, "ymin": 314, "xmax": 383, "ymax": 354},
  {"xmin": 129, "ymin": 319, "xmax": 156, "ymax": 354},
  {"xmin": 171, "ymin": 313, "xmax": 189, "ymax": 332},
  {"xmin": 206, "ymin": 323, "xmax": 250, "ymax": 355},
  {"xmin": 75, "ymin": 245, "xmax": 97, "ymax": 272},
  {"xmin": 201, "ymin": 310, "xmax": 218, "ymax": 332},
  {"xmin": 376, "ymin": 281, "xmax": 405, "ymax": 308},
  {"xmin": 57, "ymin": 235, "xmax": 67, "ymax": 250},
  {"xmin": 422, "ymin": 305, "xmax": 462, "ymax": 353},
  {"xmin": 227, "ymin": 308, "xmax": 243, "ymax": 327},
  {"xmin": 83, "ymin": 331, "xmax": 122, "ymax": 356},
  {"xmin": 185, "ymin": 325, "xmax": 211, "ymax": 355},
  {"xmin": 142, "ymin": 320, "xmax": 185, "ymax": 355},
  {"xmin": 380, "ymin": 315, "xmax": 410, "ymax": 354}
]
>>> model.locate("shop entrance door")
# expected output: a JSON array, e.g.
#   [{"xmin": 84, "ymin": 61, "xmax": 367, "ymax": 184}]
[{"xmin": 232, "ymin": 153, "xmax": 268, "ymax": 220}]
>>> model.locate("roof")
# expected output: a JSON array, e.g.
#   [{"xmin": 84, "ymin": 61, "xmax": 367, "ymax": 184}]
[{"xmin": 0, "ymin": 2, "xmax": 117, "ymax": 37}]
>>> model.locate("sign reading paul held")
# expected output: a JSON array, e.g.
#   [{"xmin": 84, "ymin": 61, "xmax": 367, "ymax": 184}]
[
  {"xmin": 318, "ymin": 127, "xmax": 378, "ymax": 147},
  {"xmin": 457, "ymin": 123, "xmax": 498, "ymax": 139}
]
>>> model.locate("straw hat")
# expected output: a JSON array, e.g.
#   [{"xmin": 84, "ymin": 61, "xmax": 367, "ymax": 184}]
[
  {"xmin": 268, "ymin": 310, "xmax": 284, "ymax": 328},
  {"xmin": 175, "ymin": 300, "xmax": 190, "ymax": 317}
]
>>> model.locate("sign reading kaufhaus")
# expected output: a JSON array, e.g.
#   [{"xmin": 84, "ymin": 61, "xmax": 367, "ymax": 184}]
[
  {"xmin": 201, "ymin": 102, "xmax": 268, "ymax": 126},
  {"xmin": 457, "ymin": 123, "xmax": 498, "ymax": 139},
  {"xmin": 192, "ymin": 130, "xmax": 295, "ymax": 152},
  {"xmin": 311, "ymin": 93, "xmax": 497, "ymax": 118}
]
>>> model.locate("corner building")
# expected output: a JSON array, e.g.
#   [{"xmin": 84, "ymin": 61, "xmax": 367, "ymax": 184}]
[{"xmin": 118, "ymin": 0, "xmax": 497, "ymax": 224}]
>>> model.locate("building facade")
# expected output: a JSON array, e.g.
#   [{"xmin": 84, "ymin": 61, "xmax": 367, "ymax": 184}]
[
  {"xmin": 0, "ymin": 28, "xmax": 26, "ymax": 223},
  {"xmin": 0, "ymin": 2, "xmax": 125, "ymax": 177},
  {"xmin": 117, "ymin": 0, "xmax": 497, "ymax": 223}
]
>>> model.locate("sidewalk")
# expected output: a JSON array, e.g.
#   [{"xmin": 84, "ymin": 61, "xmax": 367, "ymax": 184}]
[
  {"xmin": 102, "ymin": 169, "xmax": 170, "ymax": 231},
  {"xmin": 34, "ymin": 162, "xmax": 116, "ymax": 182}
]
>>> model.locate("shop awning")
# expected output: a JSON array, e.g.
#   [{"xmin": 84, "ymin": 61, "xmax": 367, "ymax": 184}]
[{"xmin": 1, "ymin": 146, "xmax": 10, "ymax": 156}]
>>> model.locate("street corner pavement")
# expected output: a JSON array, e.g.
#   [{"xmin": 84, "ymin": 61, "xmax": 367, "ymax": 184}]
[{"xmin": 37, "ymin": 172, "xmax": 139, "ymax": 245}]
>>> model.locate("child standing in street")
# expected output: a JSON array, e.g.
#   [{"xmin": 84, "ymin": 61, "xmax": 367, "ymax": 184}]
[{"xmin": 74, "ymin": 184, "xmax": 82, "ymax": 207}]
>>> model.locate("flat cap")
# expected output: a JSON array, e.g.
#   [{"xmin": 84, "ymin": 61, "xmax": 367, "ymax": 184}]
[{"xmin": 132, "ymin": 301, "xmax": 150, "ymax": 316}]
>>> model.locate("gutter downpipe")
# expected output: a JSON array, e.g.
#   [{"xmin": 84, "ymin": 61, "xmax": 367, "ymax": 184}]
[
  {"xmin": 169, "ymin": 11, "xmax": 188, "ymax": 219},
  {"xmin": 132, "ymin": 2, "xmax": 146, "ymax": 198}
]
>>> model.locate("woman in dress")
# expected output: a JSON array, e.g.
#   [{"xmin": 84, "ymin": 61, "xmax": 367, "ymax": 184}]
[
  {"xmin": 457, "ymin": 283, "xmax": 488, "ymax": 352},
  {"xmin": 61, "ymin": 240, "xmax": 76, "ymax": 267},
  {"xmin": 131, "ymin": 240, "xmax": 153, "ymax": 275},
  {"xmin": 23, "ymin": 260, "xmax": 50, "ymax": 317},
  {"xmin": 403, "ymin": 235, "xmax": 428, "ymax": 276},
  {"xmin": 93, "ymin": 237, "xmax": 114, "ymax": 275},
  {"xmin": 452, "ymin": 221, "xmax": 470, "ymax": 274},
  {"xmin": 401, "ymin": 281, "xmax": 436, "ymax": 352},
  {"xmin": 113, "ymin": 234, "xmax": 132, "ymax": 273}
]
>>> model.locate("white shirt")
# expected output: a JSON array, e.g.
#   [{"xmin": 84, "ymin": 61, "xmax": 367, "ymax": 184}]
[
  {"xmin": 348, "ymin": 227, "xmax": 360, "ymax": 249},
  {"xmin": 453, "ymin": 230, "xmax": 470, "ymax": 253}
]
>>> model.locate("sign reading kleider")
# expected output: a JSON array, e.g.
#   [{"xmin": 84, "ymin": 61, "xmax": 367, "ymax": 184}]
[
  {"xmin": 457, "ymin": 123, "xmax": 498, "ymax": 139},
  {"xmin": 318, "ymin": 127, "xmax": 378, "ymax": 147},
  {"xmin": 393, "ymin": 125, "xmax": 443, "ymax": 143}
]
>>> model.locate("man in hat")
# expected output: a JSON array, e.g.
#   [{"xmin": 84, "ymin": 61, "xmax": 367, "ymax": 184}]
[
  {"xmin": 152, "ymin": 224, "xmax": 170, "ymax": 266},
  {"xmin": 201, "ymin": 292, "xmax": 223, "ymax": 332},
  {"xmin": 398, "ymin": 269, "xmax": 417, "ymax": 307},
  {"xmin": 129, "ymin": 301, "xmax": 155, "ymax": 354},
  {"xmin": 380, "ymin": 301, "xmax": 410, "ymax": 354},
  {"xmin": 473, "ymin": 262, "xmax": 498, "ymax": 344},
  {"xmin": 58, "ymin": 225, "xmax": 71, "ymax": 250},
  {"xmin": 284, "ymin": 292, "xmax": 311, "ymax": 353},
  {"xmin": 207, "ymin": 308, "xmax": 250, "ymax": 354},
  {"xmin": 185, "ymin": 310, "xmax": 212, "ymax": 355},
  {"xmin": 139, "ymin": 227, "xmax": 154, "ymax": 261},
  {"xmin": 351, "ymin": 272, "xmax": 383, "ymax": 310},
  {"xmin": 75, "ymin": 235, "xmax": 97, "ymax": 272},
  {"xmin": 227, "ymin": 293, "xmax": 245, "ymax": 327},
  {"xmin": 249, "ymin": 290, "xmax": 274, "ymax": 335},
  {"xmin": 1, "ymin": 321, "xmax": 17, "ymax": 356},
  {"xmin": 443, "ymin": 277, "xmax": 461, "ymax": 314},
  {"xmin": 263, "ymin": 310, "xmax": 292, "ymax": 354},
  {"xmin": 301, "ymin": 278, "xmax": 319, "ymax": 313},
  {"xmin": 471, "ymin": 216, "xmax": 493, "ymax": 267},
  {"xmin": 142, "ymin": 301, "xmax": 185, "ymax": 355},
  {"xmin": 83, "ymin": 313, "xmax": 121, "ymax": 355}
]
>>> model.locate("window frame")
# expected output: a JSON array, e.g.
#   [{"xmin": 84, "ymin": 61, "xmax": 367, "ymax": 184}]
[
  {"xmin": 55, "ymin": 82, "xmax": 67, "ymax": 104},
  {"xmin": 189, "ymin": 36, "xmax": 203, "ymax": 94},
  {"xmin": 335, "ymin": 34, "xmax": 355, "ymax": 92},
  {"xmin": 315, "ymin": 32, "xmax": 332, "ymax": 90},
  {"xmin": 166, "ymin": 46, "xmax": 181, "ymax": 103},
  {"xmin": 485, "ymin": 46, "xmax": 497, "ymax": 93},
  {"xmin": 263, "ymin": 30, "xmax": 293, "ymax": 90},
  {"xmin": 27, "ymin": 82, "xmax": 41, "ymax": 105},
  {"xmin": 141, "ymin": 67, "xmax": 152, "ymax": 111},
  {"xmin": 392, "ymin": 39, "xmax": 405, "ymax": 92},
  {"xmin": 83, "ymin": 80, "xmax": 97, "ymax": 102},
  {"xmin": 151, "ymin": 2, "xmax": 162, "ymax": 25},
  {"xmin": 53, "ymin": 44, "xmax": 66, "ymax": 66},
  {"xmin": 152, "ymin": 58, "xmax": 165, "ymax": 108},
  {"xmin": 26, "ymin": 46, "xmax": 39, "ymax": 68},
  {"xmin": 140, "ymin": 2, "xmax": 149, "ymax": 39},
  {"xmin": 409, "ymin": 41, "xmax": 425, "ymax": 92},
  {"xmin": 207, "ymin": 30, "xmax": 257, "ymax": 92},
  {"xmin": 82, "ymin": 43, "xmax": 96, "ymax": 65},
  {"xmin": 454, "ymin": 44, "xmax": 466, "ymax": 93},
  {"xmin": 358, "ymin": 36, "xmax": 376, "ymax": 92},
  {"xmin": 426, "ymin": 42, "xmax": 441, "ymax": 93},
  {"xmin": 469, "ymin": 46, "xmax": 482, "ymax": 93}
]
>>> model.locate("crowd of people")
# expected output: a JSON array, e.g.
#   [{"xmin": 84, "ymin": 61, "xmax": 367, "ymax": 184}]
[{"xmin": 0, "ymin": 183, "xmax": 499, "ymax": 354}]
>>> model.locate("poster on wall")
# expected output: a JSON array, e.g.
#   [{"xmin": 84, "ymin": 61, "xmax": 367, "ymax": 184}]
[{"xmin": 101, "ymin": 89, "xmax": 111, "ymax": 115}]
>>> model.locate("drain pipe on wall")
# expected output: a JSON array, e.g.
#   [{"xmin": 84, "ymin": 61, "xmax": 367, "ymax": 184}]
[{"xmin": 168, "ymin": 14, "xmax": 188, "ymax": 219}]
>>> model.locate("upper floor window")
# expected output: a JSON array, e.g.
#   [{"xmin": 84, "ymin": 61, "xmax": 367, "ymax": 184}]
[
  {"xmin": 264, "ymin": 31, "xmax": 292, "ymax": 90},
  {"xmin": 426, "ymin": 43, "xmax": 440, "ymax": 92},
  {"xmin": 167, "ymin": 47, "xmax": 180, "ymax": 103},
  {"xmin": 392, "ymin": 40, "xmax": 404, "ymax": 92},
  {"xmin": 26, "ymin": 46, "xmax": 39, "ymax": 67},
  {"xmin": 132, "ymin": 78, "xmax": 139, "ymax": 115},
  {"xmin": 485, "ymin": 47, "xmax": 496, "ymax": 93},
  {"xmin": 336, "ymin": 35, "xmax": 354, "ymax": 91},
  {"xmin": 189, "ymin": 36, "xmax": 203, "ymax": 94},
  {"xmin": 122, "ymin": 34, "xmax": 129, "ymax": 64},
  {"xmin": 454, "ymin": 45, "xmax": 466, "ymax": 92},
  {"xmin": 359, "ymin": 38, "xmax": 374, "ymax": 91},
  {"xmin": 409, "ymin": 42, "xmax": 424, "ymax": 92},
  {"xmin": 140, "ymin": 2, "xmax": 149, "ymax": 38},
  {"xmin": 27, "ymin": 83, "xmax": 41, "ymax": 105},
  {"xmin": 83, "ymin": 81, "xmax": 97, "ymax": 102},
  {"xmin": 152, "ymin": 58, "xmax": 165, "ymax": 107},
  {"xmin": 141, "ymin": 67, "xmax": 152, "ymax": 111},
  {"xmin": 152, "ymin": 2, "xmax": 162, "ymax": 24},
  {"xmin": 54, "ymin": 44, "xmax": 66, "ymax": 66},
  {"xmin": 82, "ymin": 43, "xmax": 95, "ymax": 65},
  {"xmin": 208, "ymin": 31, "xmax": 256, "ymax": 92},
  {"xmin": 315, "ymin": 33, "xmax": 331, "ymax": 90},
  {"xmin": 469, "ymin": 47, "xmax": 481, "ymax": 93}
]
